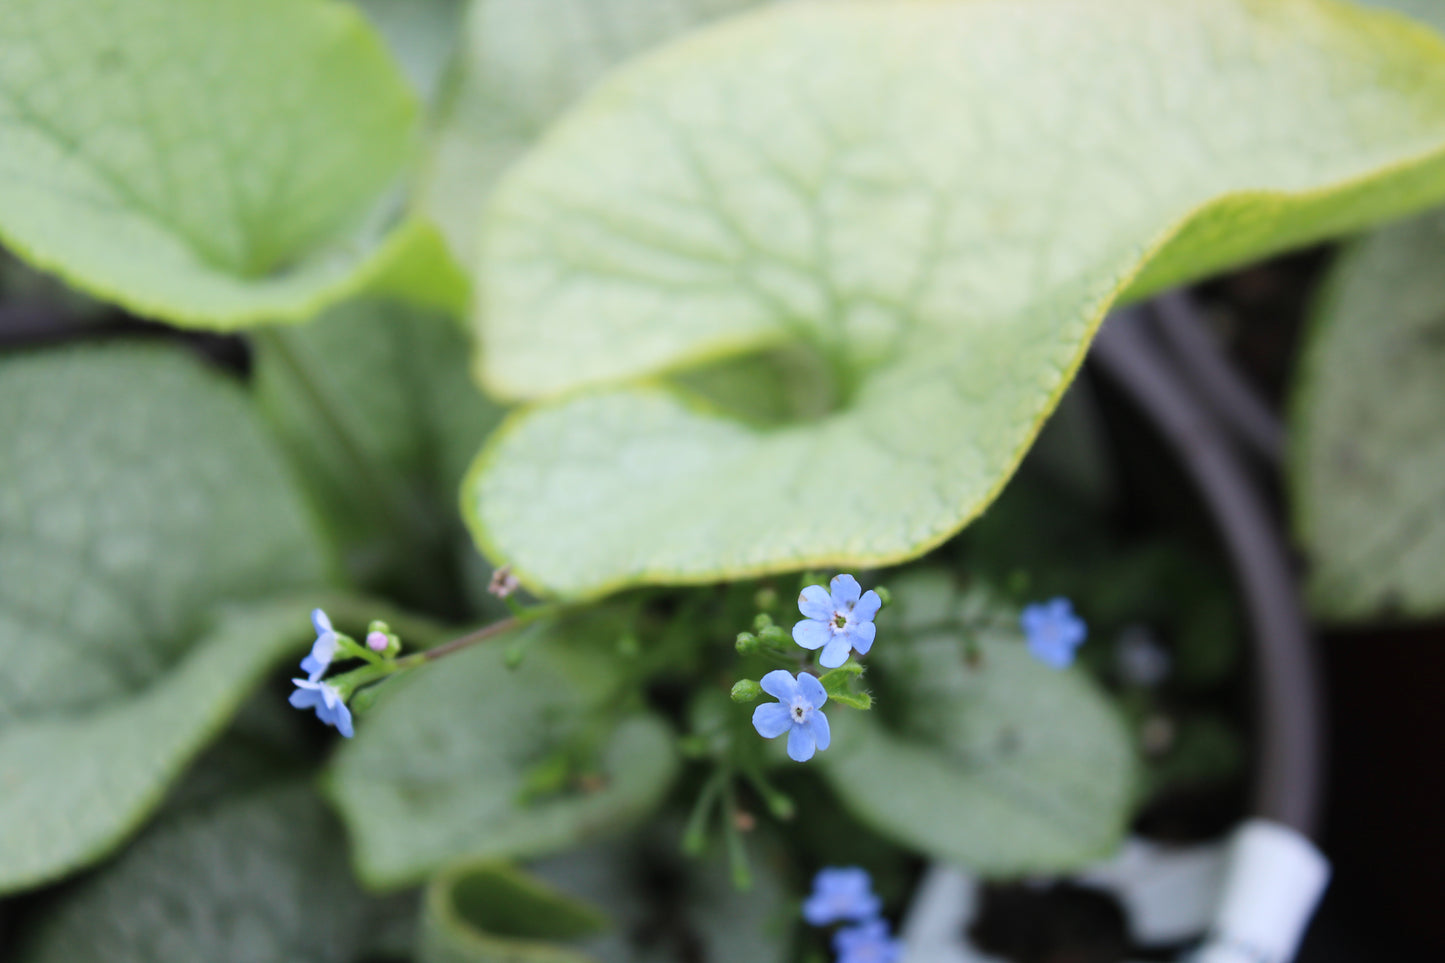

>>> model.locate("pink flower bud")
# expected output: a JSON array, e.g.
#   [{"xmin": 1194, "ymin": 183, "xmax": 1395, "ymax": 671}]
[{"xmin": 366, "ymin": 631, "xmax": 388, "ymax": 652}]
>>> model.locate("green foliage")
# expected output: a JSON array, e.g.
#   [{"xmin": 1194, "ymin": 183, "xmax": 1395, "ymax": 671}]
[
  {"xmin": 18, "ymin": 785, "xmax": 379, "ymax": 963},
  {"xmin": 464, "ymin": 0, "xmax": 1445, "ymax": 598},
  {"xmin": 0, "ymin": 0, "xmax": 462, "ymax": 327},
  {"xmin": 419, "ymin": 863, "xmax": 608, "ymax": 963},
  {"xmin": 253, "ymin": 302, "xmax": 505, "ymax": 613},
  {"xmin": 353, "ymin": 0, "xmax": 468, "ymax": 102},
  {"xmin": 419, "ymin": 0, "xmax": 770, "ymax": 265},
  {"xmin": 1356, "ymin": 0, "xmax": 1445, "ymax": 34},
  {"xmin": 818, "ymin": 573, "xmax": 1136, "ymax": 873},
  {"xmin": 0, "ymin": 343, "xmax": 329, "ymax": 891},
  {"xmin": 1290, "ymin": 211, "xmax": 1445, "ymax": 621},
  {"xmin": 324, "ymin": 622, "xmax": 680, "ymax": 889},
  {"xmin": 525, "ymin": 833, "xmax": 792, "ymax": 963}
]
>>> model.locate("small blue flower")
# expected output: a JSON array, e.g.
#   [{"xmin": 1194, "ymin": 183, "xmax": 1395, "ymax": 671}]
[
  {"xmin": 803, "ymin": 867, "xmax": 881, "ymax": 926},
  {"xmin": 301, "ymin": 608, "xmax": 338, "ymax": 681},
  {"xmin": 793, "ymin": 574, "xmax": 881, "ymax": 669},
  {"xmin": 289, "ymin": 678, "xmax": 354, "ymax": 738},
  {"xmin": 752, "ymin": 670, "xmax": 830, "ymax": 762},
  {"xmin": 833, "ymin": 918, "xmax": 902, "ymax": 963},
  {"xmin": 1021, "ymin": 597, "xmax": 1087, "ymax": 669}
]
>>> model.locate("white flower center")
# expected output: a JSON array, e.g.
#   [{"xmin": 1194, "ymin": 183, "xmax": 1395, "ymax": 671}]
[
  {"xmin": 831, "ymin": 608, "xmax": 851, "ymax": 631},
  {"xmin": 790, "ymin": 696, "xmax": 812, "ymax": 724}
]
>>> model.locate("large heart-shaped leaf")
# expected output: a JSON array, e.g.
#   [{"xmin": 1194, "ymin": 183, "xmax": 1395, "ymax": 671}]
[
  {"xmin": 464, "ymin": 0, "xmax": 1445, "ymax": 598},
  {"xmin": 325, "ymin": 621, "xmax": 679, "ymax": 889},
  {"xmin": 417, "ymin": 0, "xmax": 771, "ymax": 265},
  {"xmin": 0, "ymin": 344, "xmax": 325, "ymax": 891},
  {"xmin": 1289, "ymin": 211, "xmax": 1445, "ymax": 622},
  {"xmin": 0, "ymin": 0, "xmax": 463, "ymax": 328},
  {"xmin": 18, "ymin": 786, "xmax": 376, "ymax": 963},
  {"xmin": 818, "ymin": 573, "xmax": 1136, "ymax": 873}
]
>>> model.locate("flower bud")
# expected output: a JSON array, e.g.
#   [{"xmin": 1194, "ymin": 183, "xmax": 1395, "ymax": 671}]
[
  {"xmin": 735, "ymin": 631, "xmax": 760, "ymax": 655},
  {"xmin": 730, "ymin": 679, "xmax": 763, "ymax": 703}
]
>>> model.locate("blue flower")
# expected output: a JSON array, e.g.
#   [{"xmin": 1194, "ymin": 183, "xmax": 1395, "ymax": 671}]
[
  {"xmin": 752, "ymin": 670, "xmax": 830, "ymax": 762},
  {"xmin": 803, "ymin": 867, "xmax": 881, "ymax": 926},
  {"xmin": 289, "ymin": 678, "xmax": 354, "ymax": 738},
  {"xmin": 833, "ymin": 918, "xmax": 902, "ymax": 963},
  {"xmin": 301, "ymin": 608, "xmax": 338, "ymax": 681},
  {"xmin": 1020, "ymin": 597, "xmax": 1087, "ymax": 669},
  {"xmin": 793, "ymin": 574, "xmax": 881, "ymax": 668}
]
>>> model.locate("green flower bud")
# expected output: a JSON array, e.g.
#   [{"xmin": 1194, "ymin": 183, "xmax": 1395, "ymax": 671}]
[
  {"xmin": 735, "ymin": 631, "xmax": 760, "ymax": 655},
  {"xmin": 757, "ymin": 623, "xmax": 789, "ymax": 646},
  {"xmin": 730, "ymin": 679, "xmax": 763, "ymax": 703}
]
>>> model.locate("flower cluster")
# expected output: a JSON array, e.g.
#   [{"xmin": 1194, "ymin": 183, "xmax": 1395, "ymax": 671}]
[
  {"xmin": 750, "ymin": 574, "xmax": 882, "ymax": 762},
  {"xmin": 290, "ymin": 609, "xmax": 353, "ymax": 737},
  {"xmin": 289, "ymin": 608, "xmax": 403, "ymax": 738},
  {"xmin": 804, "ymin": 867, "xmax": 902, "ymax": 963}
]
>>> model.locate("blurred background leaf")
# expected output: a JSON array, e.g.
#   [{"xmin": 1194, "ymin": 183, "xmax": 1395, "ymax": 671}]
[
  {"xmin": 0, "ymin": 343, "xmax": 328, "ymax": 891},
  {"xmin": 252, "ymin": 303, "xmax": 504, "ymax": 618},
  {"xmin": 1289, "ymin": 211, "xmax": 1445, "ymax": 622},
  {"xmin": 818, "ymin": 572, "xmax": 1137, "ymax": 874},
  {"xmin": 325, "ymin": 616, "xmax": 680, "ymax": 889},
  {"xmin": 0, "ymin": 0, "xmax": 462, "ymax": 327}
]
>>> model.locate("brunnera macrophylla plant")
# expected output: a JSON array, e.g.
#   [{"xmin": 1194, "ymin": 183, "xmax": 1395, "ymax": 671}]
[{"xmin": 7, "ymin": 0, "xmax": 1445, "ymax": 959}]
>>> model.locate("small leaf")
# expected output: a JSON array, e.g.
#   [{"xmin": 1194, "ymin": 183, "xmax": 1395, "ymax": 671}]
[
  {"xmin": 419, "ymin": 863, "xmax": 608, "ymax": 963},
  {"xmin": 464, "ymin": 0, "xmax": 1445, "ymax": 598},
  {"xmin": 418, "ymin": 0, "xmax": 772, "ymax": 264},
  {"xmin": 324, "ymin": 622, "xmax": 680, "ymax": 889},
  {"xmin": 1289, "ymin": 210, "xmax": 1445, "ymax": 622},
  {"xmin": 817, "ymin": 575, "xmax": 1136, "ymax": 874},
  {"xmin": 18, "ymin": 785, "xmax": 377, "ymax": 963},
  {"xmin": 0, "ymin": 343, "xmax": 326, "ymax": 891},
  {"xmin": 0, "ymin": 0, "xmax": 460, "ymax": 327}
]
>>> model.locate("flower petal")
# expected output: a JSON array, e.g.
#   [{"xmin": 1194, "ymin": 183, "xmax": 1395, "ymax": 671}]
[
  {"xmin": 797, "ymin": 671, "xmax": 828, "ymax": 708},
  {"xmin": 852, "ymin": 589, "xmax": 882, "ymax": 623},
  {"xmin": 848, "ymin": 621, "xmax": 877, "ymax": 655},
  {"xmin": 819, "ymin": 636, "xmax": 852, "ymax": 669},
  {"xmin": 760, "ymin": 669, "xmax": 800, "ymax": 702},
  {"xmin": 798, "ymin": 584, "xmax": 833, "ymax": 621},
  {"xmin": 1028, "ymin": 639, "xmax": 1073, "ymax": 669},
  {"xmin": 332, "ymin": 701, "xmax": 355, "ymax": 738},
  {"xmin": 792, "ymin": 619, "xmax": 832, "ymax": 651},
  {"xmin": 311, "ymin": 608, "xmax": 333, "ymax": 636},
  {"xmin": 830, "ymin": 574, "xmax": 861, "ymax": 608},
  {"xmin": 288, "ymin": 687, "xmax": 323, "ymax": 710},
  {"xmin": 752, "ymin": 702, "xmax": 793, "ymax": 739},
  {"xmin": 787, "ymin": 724, "xmax": 817, "ymax": 762},
  {"xmin": 808, "ymin": 709, "xmax": 831, "ymax": 752},
  {"xmin": 1047, "ymin": 597, "xmax": 1074, "ymax": 620}
]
